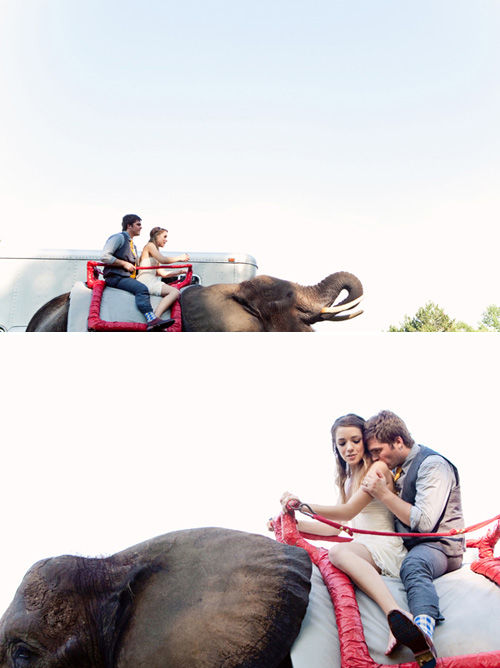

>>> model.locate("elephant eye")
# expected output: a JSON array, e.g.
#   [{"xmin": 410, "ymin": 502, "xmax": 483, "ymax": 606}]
[{"xmin": 11, "ymin": 643, "xmax": 38, "ymax": 667}]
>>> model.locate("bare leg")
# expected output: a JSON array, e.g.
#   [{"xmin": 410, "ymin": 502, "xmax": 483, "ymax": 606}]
[
  {"xmin": 329, "ymin": 542, "xmax": 409, "ymax": 655},
  {"xmin": 155, "ymin": 285, "xmax": 180, "ymax": 318}
]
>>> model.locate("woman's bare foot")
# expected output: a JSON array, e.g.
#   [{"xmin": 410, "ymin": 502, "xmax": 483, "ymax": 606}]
[
  {"xmin": 385, "ymin": 630, "xmax": 399, "ymax": 655},
  {"xmin": 385, "ymin": 608, "xmax": 412, "ymax": 655}
]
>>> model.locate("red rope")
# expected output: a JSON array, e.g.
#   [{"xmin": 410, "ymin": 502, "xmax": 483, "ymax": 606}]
[{"xmin": 292, "ymin": 503, "xmax": 500, "ymax": 540}]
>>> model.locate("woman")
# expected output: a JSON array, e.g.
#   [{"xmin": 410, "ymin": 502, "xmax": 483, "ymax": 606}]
[
  {"xmin": 280, "ymin": 413, "xmax": 408, "ymax": 656},
  {"xmin": 137, "ymin": 227, "xmax": 190, "ymax": 319}
]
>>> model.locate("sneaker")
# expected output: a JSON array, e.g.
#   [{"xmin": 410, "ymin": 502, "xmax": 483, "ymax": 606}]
[
  {"xmin": 387, "ymin": 610, "xmax": 437, "ymax": 668},
  {"xmin": 146, "ymin": 317, "xmax": 175, "ymax": 332}
]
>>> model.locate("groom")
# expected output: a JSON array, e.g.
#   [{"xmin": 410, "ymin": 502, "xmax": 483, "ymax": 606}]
[{"xmin": 362, "ymin": 410, "xmax": 465, "ymax": 668}]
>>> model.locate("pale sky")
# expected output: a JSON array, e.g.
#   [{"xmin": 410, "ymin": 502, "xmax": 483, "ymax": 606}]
[
  {"xmin": 1, "ymin": 0, "xmax": 499, "ymax": 331},
  {"xmin": 1, "ymin": 1, "xmax": 500, "ymax": 617}
]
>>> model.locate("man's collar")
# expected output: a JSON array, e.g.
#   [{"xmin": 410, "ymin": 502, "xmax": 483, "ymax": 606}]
[{"xmin": 401, "ymin": 443, "xmax": 420, "ymax": 471}]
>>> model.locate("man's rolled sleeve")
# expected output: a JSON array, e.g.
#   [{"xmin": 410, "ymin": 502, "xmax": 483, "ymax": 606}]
[
  {"xmin": 409, "ymin": 456, "xmax": 455, "ymax": 532},
  {"xmin": 101, "ymin": 234, "xmax": 123, "ymax": 265}
]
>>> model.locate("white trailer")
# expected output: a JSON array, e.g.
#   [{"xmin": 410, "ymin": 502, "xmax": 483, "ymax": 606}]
[{"xmin": 0, "ymin": 248, "xmax": 258, "ymax": 332}]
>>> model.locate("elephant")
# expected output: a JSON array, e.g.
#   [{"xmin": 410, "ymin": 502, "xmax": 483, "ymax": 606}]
[
  {"xmin": 0, "ymin": 528, "xmax": 312, "ymax": 668},
  {"xmin": 26, "ymin": 271, "xmax": 363, "ymax": 332},
  {"xmin": 3, "ymin": 524, "xmax": 500, "ymax": 668}
]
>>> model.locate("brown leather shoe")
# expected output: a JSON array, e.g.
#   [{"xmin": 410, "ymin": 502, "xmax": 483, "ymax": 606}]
[
  {"xmin": 146, "ymin": 317, "xmax": 175, "ymax": 332},
  {"xmin": 387, "ymin": 610, "xmax": 437, "ymax": 668}
]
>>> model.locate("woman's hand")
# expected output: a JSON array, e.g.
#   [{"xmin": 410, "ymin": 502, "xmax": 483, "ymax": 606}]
[
  {"xmin": 362, "ymin": 469, "xmax": 388, "ymax": 498},
  {"xmin": 280, "ymin": 491, "xmax": 301, "ymax": 513}
]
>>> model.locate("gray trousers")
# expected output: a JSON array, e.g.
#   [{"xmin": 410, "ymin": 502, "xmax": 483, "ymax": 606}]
[{"xmin": 400, "ymin": 543, "xmax": 463, "ymax": 621}]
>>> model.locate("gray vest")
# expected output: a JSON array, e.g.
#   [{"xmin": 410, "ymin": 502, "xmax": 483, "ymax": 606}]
[
  {"xmin": 103, "ymin": 232, "xmax": 137, "ymax": 279},
  {"xmin": 395, "ymin": 445, "xmax": 465, "ymax": 557}
]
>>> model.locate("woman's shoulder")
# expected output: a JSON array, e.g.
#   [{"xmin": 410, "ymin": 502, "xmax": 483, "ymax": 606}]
[
  {"xmin": 141, "ymin": 242, "xmax": 157, "ymax": 258},
  {"xmin": 368, "ymin": 460, "xmax": 391, "ymax": 476}
]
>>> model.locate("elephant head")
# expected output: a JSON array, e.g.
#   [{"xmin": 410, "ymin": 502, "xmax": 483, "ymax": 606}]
[
  {"xmin": 180, "ymin": 271, "xmax": 363, "ymax": 332},
  {"xmin": 0, "ymin": 528, "xmax": 311, "ymax": 668}
]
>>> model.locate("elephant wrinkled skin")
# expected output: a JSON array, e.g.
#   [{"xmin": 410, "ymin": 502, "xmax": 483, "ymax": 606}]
[
  {"xmin": 26, "ymin": 271, "xmax": 363, "ymax": 332},
  {"xmin": 0, "ymin": 528, "xmax": 312, "ymax": 668}
]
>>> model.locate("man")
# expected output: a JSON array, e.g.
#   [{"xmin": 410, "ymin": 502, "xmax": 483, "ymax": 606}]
[
  {"xmin": 362, "ymin": 410, "xmax": 464, "ymax": 668},
  {"xmin": 101, "ymin": 214, "xmax": 175, "ymax": 331}
]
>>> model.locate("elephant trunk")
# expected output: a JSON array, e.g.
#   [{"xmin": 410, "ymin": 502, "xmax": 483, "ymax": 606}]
[{"xmin": 301, "ymin": 271, "xmax": 364, "ymax": 323}]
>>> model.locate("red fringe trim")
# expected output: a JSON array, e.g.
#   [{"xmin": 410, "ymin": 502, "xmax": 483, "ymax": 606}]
[{"xmin": 86, "ymin": 266, "xmax": 192, "ymax": 332}]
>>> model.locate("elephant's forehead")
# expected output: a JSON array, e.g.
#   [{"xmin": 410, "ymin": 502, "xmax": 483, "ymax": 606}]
[
  {"xmin": 0, "ymin": 603, "xmax": 44, "ymax": 651},
  {"xmin": 3, "ymin": 590, "xmax": 79, "ymax": 642},
  {"xmin": 0, "ymin": 604, "xmax": 25, "ymax": 636},
  {"xmin": 251, "ymin": 275, "xmax": 293, "ymax": 291},
  {"xmin": 253, "ymin": 275, "xmax": 285, "ymax": 285},
  {"xmin": 0, "ymin": 558, "xmax": 82, "ymax": 647}
]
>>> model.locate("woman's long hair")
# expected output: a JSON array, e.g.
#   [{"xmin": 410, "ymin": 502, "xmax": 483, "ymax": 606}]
[{"xmin": 331, "ymin": 414, "xmax": 372, "ymax": 503}]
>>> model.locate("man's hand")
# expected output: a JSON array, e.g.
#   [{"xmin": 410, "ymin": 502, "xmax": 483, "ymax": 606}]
[
  {"xmin": 122, "ymin": 261, "xmax": 136, "ymax": 273},
  {"xmin": 112, "ymin": 259, "xmax": 136, "ymax": 273},
  {"xmin": 362, "ymin": 469, "xmax": 389, "ymax": 499}
]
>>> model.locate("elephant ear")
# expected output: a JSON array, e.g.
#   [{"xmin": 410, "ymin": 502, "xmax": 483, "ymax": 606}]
[
  {"xmin": 115, "ymin": 528, "xmax": 312, "ymax": 668},
  {"xmin": 233, "ymin": 276, "xmax": 301, "ymax": 331}
]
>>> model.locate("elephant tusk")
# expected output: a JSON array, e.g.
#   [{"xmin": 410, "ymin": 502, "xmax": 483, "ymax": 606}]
[
  {"xmin": 321, "ymin": 309, "xmax": 364, "ymax": 322},
  {"xmin": 320, "ymin": 295, "xmax": 364, "ymax": 314}
]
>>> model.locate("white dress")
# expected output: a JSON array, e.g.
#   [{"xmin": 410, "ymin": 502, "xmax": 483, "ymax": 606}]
[
  {"xmin": 137, "ymin": 257, "xmax": 163, "ymax": 296},
  {"xmin": 351, "ymin": 498, "xmax": 407, "ymax": 577}
]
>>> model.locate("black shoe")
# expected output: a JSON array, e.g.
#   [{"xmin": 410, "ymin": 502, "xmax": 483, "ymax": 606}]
[
  {"xmin": 146, "ymin": 317, "xmax": 175, "ymax": 332},
  {"xmin": 387, "ymin": 610, "xmax": 437, "ymax": 668}
]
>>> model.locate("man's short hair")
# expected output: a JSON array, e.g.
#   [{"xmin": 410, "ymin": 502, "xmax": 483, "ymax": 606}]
[
  {"xmin": 121, "ymin": 214, "xmax": 142, "ymax": 231},
  {"xmin": 364, "ymin": 410, "xmax": 415, "ymax": 448}
]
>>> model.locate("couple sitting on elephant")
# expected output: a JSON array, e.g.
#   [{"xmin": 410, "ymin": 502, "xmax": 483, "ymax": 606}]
[
  {"xmin": 276, "ymin": 409, "xmax": 465, "ymax": 668},
  {"xmin": 100, "ymin": 213, "xmax": 190, "ymax": 331},
  {"xmin": 27, "ymin": 213, "xmax": 364, "ymax": 332}
]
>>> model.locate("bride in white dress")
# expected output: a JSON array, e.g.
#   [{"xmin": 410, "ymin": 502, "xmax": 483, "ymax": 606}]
[
  {"xmin": 280, "ymin": 413, "xmax": 409, "ymax": 656},
  {"xmin": 137, "ymin": 227, "xmax": 189, "ymax": 319}
]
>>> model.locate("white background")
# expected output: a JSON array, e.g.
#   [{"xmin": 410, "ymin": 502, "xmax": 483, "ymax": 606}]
[{"xmin": 1, "ymin": 333, "xmax": 499, "ymax": 614}]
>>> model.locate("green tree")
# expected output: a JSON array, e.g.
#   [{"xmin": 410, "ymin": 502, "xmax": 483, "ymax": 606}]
[
  {"xmin": 479, "ymin": 305, "xmax": 500, "ymax": 332},
  {"xmin": 388, "ymin": 302, "xmax": 473, "ymax": 332}
]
